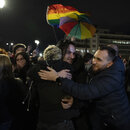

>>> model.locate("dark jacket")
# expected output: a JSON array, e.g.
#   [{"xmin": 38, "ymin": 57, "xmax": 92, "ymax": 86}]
[
  {"xmin": 72, "ymin": 53, "xmax": 87, "ymax": 83},
  {"xmin": 14, "ymin": 63, "xmax": 31, "ymax": 84},
  {"xmin": 125, "ymin": 64, "xmax": 130, "ymax": 91},
  {"xmin": 60, "ymin": 57, "xmax": 130, "ymax": 129},
  {"xmin": 27, "ymin": 60, "xmax": 80, "ymax": 124},
  {"xmin": 0, "ymin": 78, "xmax": 25, "ymax": 123}
]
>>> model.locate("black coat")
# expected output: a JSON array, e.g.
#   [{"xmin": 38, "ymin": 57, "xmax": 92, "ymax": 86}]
[
  {"xmin": 60, "ymin": 57, "xmax": 130, "ymax": 129},
  {"xmin": 27, "ymin": 60, "xmax": 80, "ymax": 124},
  {"xmin": 0, "ymin": 78, "xmax": 25, "ymax": 123}
]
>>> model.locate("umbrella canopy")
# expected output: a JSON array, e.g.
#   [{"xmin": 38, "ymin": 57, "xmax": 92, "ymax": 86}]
[
  {"xmin": 59, "ymin": 13, "xmax": 96, "ymax": 39},
  {"xmin": 46, "ymin": 4, "xmax": 83, "ymax": 27}
]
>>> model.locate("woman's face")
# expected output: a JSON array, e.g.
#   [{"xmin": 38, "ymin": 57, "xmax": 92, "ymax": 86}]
[{"xmin": 16, "ymin": 54, "xmax": 26, "ymax": 69}]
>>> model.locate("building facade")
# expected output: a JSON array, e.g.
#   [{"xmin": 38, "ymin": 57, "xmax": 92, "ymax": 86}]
[{"xmin": 70, "ymin": 28, "xmax": 130, "ymax": 60}]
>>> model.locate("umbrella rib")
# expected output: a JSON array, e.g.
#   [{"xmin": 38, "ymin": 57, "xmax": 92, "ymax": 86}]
[{"xmin": 75, "ymin": 23, "xmax": 80, "ymax": 38}]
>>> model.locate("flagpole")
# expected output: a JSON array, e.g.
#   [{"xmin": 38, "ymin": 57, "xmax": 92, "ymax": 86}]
[{"xmin": 52, "ymin": 26, "xmax": 58, "ymax": 43}]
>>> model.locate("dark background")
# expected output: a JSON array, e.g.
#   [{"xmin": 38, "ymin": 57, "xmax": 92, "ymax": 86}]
[{"xmin": 0, "ymin": 0, "xmax": 130, "ymax": 49}]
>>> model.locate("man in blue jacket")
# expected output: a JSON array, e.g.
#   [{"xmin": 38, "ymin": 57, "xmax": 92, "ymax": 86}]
[{"xmin": 39, "ymin": 46, "xmax": 130, "ymax": 130}]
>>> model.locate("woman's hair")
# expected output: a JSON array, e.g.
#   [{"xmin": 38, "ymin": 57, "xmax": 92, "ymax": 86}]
[
  {"xmin": 0, "ymin": 48, "xmax": 8, "ymax": 55},
  {"xmin": 43, "ymin": 45, "xmax": 62, "ymax": 60},
  {"xmin": 0, "ymin": 54, "xmax": 14, "ymax": 79},
  {"xmin": 14, "ymin": 52, "xmax": 30, "ymax": 65}
]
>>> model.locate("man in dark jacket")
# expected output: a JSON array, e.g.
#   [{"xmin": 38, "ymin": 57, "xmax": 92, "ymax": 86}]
[{"xmin": 39, "ymin": 46, "xmax": 130, "ymax": 130}]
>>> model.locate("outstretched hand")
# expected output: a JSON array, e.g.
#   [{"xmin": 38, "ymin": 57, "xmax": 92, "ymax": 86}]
[
  {"xmin": 38, "ymin": 67, "xmax": 72, "ymax": 81},
  {"xmin": 38, "ymin": 67, "xmax": 58, "ymax": 81}
]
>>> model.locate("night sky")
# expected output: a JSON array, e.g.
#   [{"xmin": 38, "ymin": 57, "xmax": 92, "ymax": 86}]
[{"xmin": 0, "ymin": 0, "xmax": 130, "ymax": 47}]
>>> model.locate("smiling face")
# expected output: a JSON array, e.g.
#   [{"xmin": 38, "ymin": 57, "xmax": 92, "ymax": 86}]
[
  {"xmin": 92, "ymin": 50, "xmax": 113, "ymax": 72},
  {"xmin": 63, "ymin": 44, "xmax": 76, "ymax": 64}
]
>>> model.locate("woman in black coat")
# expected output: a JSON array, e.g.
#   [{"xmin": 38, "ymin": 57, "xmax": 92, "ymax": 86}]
[
  {"xmin": 0, "ymin": 54, "xmax": 25, "ymax": 130},
  {"xmin": 13, "ymin": 52, "xmax": 31, "ymax": 84},
  {"xmin": 28, "ymin": 45, "xmax": 79, "ymax": 130}
]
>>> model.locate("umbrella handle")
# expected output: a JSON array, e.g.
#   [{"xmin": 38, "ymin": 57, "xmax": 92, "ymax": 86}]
[{"xmin": 52, "ymin": 26, "xmax": 58, "ymax": 43}]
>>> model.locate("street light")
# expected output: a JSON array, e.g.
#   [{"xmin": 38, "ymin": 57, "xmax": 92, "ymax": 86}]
[
  {"xmin": 0, "ymin": 0, "xmax": 5, "ymax": 8},
  {"xmin": 39, "ymin": 53, "xmax": 43, "ymax": 57},
  {"xmin": 34, "ymin": 40, "xmax": 40, "ymax": 56},
  {"xmin": 6, "ymin": 43, "xmax": 14, "ymax": 51},
  {"xmin": 34, "ymin": 40, "xmax": 40, "ymax": 46},
  {"xmin": 10, "ymin": 43, "xmax": 14, "ymax": 46}
]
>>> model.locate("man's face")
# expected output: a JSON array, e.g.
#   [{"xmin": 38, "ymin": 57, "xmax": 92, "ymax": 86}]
[
  {"xmin": 92, "ymin": 50, "xmax": 112, "ymax": 72},
  {"xmin": 63, "ymin": 44, "xmax": 76, "ymax": 64},
  {"xmin": 15, "ymin": 47, "xmax": 26, "ymax": 55}
]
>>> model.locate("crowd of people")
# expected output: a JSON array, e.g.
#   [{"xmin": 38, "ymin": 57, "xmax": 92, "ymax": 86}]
[{"xmin": 0, "ymin": 40, "xmax": 130, "ymax": 130}]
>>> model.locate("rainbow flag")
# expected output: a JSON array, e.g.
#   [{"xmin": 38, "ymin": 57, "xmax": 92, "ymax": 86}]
[{"xmin": 46, "ymin": 4, "xmax": 89, "ymax": 27}]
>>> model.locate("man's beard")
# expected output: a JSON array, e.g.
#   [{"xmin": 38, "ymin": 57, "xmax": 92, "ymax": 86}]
[{"xmin": 92, "ymin": 65, "xmax": 104, "ymax": 74}]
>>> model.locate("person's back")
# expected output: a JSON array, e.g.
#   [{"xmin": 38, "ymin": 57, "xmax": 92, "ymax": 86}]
[
  {"xmin": 28, "ymin": 45, "xmax": 79, "ymax": 130},
  {"xmin": 0, "ymin": 78, "xmax": 25, "ymax": 121},
  {"xmin": 29, "ymin": 60, "xmax": 79, "ymax": 123},
  {"xmin": 0, "ymin": 54, "xmax": 25, "ymax": 130}
]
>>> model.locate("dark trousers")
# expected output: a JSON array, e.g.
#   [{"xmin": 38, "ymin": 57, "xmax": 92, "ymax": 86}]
[{"xmin": 37, "ymin": 120, "xmax": 75, "ymax": 130}]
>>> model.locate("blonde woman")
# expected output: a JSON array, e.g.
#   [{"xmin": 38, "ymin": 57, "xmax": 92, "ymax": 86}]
[{"xmin": 28, "ymin": 45, "xmax": 79, "ymax": 130}]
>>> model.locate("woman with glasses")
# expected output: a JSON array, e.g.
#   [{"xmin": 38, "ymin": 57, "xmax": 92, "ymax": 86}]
[{"xmin": 14, "ymin": 52, "xmax": 31, "ymax": 84}]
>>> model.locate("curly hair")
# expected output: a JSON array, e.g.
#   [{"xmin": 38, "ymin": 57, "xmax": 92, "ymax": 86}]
[{"xmin": 43, "ymin": 45, "xmax": 62, "ymax": 61}]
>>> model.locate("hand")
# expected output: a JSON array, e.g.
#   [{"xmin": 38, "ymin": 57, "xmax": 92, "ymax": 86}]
[
  {"xmin": 38, "ymin": 66, "xmax": 59, "ymax": 81},
  {"xmin": 61, "ymin": 96, "xmax": 73, "ymax": 109},
  {"xmin": 26, "ymin": 45, "xmax": 32, "ymax": 53},
  {"xmin": 58, "ymin": 70, "xmax": 72, "ymax": 79}
]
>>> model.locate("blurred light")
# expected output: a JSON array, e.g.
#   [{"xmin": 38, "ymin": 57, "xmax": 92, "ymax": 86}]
[
  {"xmin": 39, "ymin": 53, "xmax": 43, "ymax": 57},
  {"xmin": 11, "ymin": 43, "xmax": 14, "ymax": 46},
  {"xmin": 81, "ymin": 50, "xmax": 83, "ymax": 53},
  {"xmin": 0, "ymin": 0, "xmax": 5, "ymax": 8},
  {"xmin": 92, "ymin": 50, "xmax": 95, "ymax": 53},
  {"xmin": 6, "ymin": 43, "xmax": 9, "ymax": 45},
  {"xmin": 34, "ymin": 40, "xmax": 40, "ymax": 45}
]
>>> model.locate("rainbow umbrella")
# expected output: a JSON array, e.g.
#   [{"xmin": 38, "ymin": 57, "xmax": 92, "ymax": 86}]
[
  {"xmin": 59, "ymin": 13, "xmax": 96, "ymax": 39},
  {"xmin": 46, "ymin": 4, "xmax": 82, "ymax": 27}
]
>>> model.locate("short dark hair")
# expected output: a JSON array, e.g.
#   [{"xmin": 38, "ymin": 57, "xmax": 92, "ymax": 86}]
[
  {"xmin": 13, "ymin": 43, "xmax": 26, "ymax": 54},
  {"xmin": 83, "ymin": 53, "xmax": 93, "ymax": 62},
  {"xmin": 107, "ymin": 44, "xmax": 119, "ymax": 56},
  {"xmin": 99, "ymin": 46, "xmax": 116, "ymax": 61},
  {"xmin": 56, "ymin": 40, "xmax": 75, "ymax": 58}
]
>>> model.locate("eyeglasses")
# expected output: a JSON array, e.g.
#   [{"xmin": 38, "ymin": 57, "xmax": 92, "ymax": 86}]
[{"xmin": 16, "ymin": 57, "xmax": 25, "ymax": 61}]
